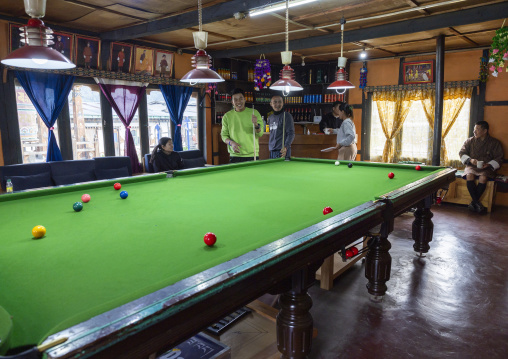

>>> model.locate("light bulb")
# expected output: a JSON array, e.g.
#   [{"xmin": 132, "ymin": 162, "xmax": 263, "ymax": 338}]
[{"xmin": 32, "ymin": 58, "xmax": 48, "ymax": 64}]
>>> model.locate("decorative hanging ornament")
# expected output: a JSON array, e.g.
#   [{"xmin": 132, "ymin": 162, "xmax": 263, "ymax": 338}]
[
  {"xmin": 255, "ymin": 54, "xmax": 271, "ymax": 91},
  {"xmin": 479, "ymin": 56, "xmax": 489, "ymax": 83},
  {"xmin": 206, "ymin": 67, "xmax": 219, "ymax": 94},
  {"xmin": 487, "ymin": 21, "xmax": 508, "ymax": 78},
  {"xmin": 359, "ymin": 63, "xmax": 368, "ymax": 89}
]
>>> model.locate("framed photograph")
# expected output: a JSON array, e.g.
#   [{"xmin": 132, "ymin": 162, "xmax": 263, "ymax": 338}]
[
  {"xmin": 403, "ymin": 60, "xmax": 434, "ymax": 84},
  {"xmin": 133, "ymin": 46, "xmax": 154, "ymax": 76},
  {"xmin": 154, "ymin": 50, "xmax": 174, "ymax": 78},
  {"xmin": 9, "ymin": 23, "xmax": 25, "ymax": 53},
  {"xmin": 75, "ymin": 35, "xmax": 100, "ymax": 69},
  {"xmin": 110, "ymin": 42, "xmax": 133, "ymax": 73},
  {"xmin": 51, "ymin": 31, "xmax": 74, "ymax": 62}
]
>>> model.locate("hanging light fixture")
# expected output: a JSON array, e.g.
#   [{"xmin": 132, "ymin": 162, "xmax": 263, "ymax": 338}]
[
  {"xmin": 327, "ymin": 17, "xmax": 355, "ymax": 94},
  {"xmin": 181, "ymin": 0, "xmax": 224, "ymax": 85},
  {"xmin": 270, "ymin": 0, "xmax": 303, "ymax": 96},
  {"xmin": 1, "ymin": 0, "xmax": 75, "ymax": 70}
]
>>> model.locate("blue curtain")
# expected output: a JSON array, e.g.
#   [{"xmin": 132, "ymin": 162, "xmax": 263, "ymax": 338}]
[
  {"xmin": 15, "ymin": 71, "xmax": 75, "ymax": 162},
  {"xmin": 159, "ymin": 85, "xmax": 193, "ymax": 151}
]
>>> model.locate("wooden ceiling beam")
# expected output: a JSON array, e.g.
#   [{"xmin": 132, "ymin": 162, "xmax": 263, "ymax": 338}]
[
  {"xmin": 100, "ymin": 0, "xmax": 271, "ymax": 41},
  {"xmin": 63, "ymin": 0, "xmax": 149, "ymax": 21},
  {"xmin": 352, "ymin": 41, "xmax": 397, "ymax": 56},
  {"xmin": 448, "ymin": 26, "xmax": 479, "ymax": 46},
  {"xmin": 268, "ymin": 13, "xmax": 332, "ymax": 34},
  {"xmin": 291, "ymin": 0, "xmax": 380, "ymax": 22},
  {"xmin": 402, "ymin": 0, "xmax": 430, "ymax": 16},
  {"xmin": 212, "ymin": 2, "xmax": 508, "ymax": 58}
]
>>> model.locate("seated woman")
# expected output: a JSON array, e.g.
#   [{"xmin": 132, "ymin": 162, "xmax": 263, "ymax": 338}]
[{"xmin": 150, "ymin": 137, "xmax": 184, "ymax": 172}]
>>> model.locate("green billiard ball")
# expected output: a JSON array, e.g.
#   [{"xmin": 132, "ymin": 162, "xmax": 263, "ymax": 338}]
[{"xmin": 73, "ymin": 202, "xmax": 83, "ymax": 212}]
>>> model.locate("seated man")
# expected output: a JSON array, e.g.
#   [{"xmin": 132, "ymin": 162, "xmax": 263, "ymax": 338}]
[{"xmin": 459, "ymin": 120, "xmax": 504, "ymax": 213}]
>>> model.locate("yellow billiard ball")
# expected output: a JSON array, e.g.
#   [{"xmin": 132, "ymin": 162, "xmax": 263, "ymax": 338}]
[{"xmin": 32, "ymin": 225, "xmax": 46, "ymax": 239}]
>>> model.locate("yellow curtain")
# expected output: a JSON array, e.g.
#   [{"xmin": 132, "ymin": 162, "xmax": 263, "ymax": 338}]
[
  {"xmin": 373, "ymin": 90, "xmax": 412, "ymax": 162},
  {"xmin": 418, "ymin": 87, "xmax": 472, "ymax": 166}
]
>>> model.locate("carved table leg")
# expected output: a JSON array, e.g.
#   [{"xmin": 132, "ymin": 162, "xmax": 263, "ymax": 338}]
[
  {"xmin": 412, "ymin": 197, "xmax": 434, "ymax": 255},
  {"xmin": 277, "ymin": 265, "xmax": 319, "ymax": 359},
  {"xmin": 365, "ymin": 231, "xmax": 392, "ymax": 301}
]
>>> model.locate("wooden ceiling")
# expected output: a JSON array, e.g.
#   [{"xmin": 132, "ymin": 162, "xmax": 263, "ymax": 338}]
[{"xmin": 1, "ymin": 0, "xmax": 507, "ymax": 64}]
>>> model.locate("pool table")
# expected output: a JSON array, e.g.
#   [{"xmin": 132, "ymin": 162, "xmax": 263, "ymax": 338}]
[{"xmin": 0, "ymin": 158, "xmax": 456, "ymax": 359}]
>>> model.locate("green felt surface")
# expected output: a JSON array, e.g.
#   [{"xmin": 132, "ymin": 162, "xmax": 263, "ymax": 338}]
[{"xmin": 0, "ymin": 158, "xmax": 444, "ymax": 350}]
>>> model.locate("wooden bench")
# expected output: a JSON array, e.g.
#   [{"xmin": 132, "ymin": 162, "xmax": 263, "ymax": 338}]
[{"xmin": 440, "ymin": 177, "xmax": 496, "ymax": 212}]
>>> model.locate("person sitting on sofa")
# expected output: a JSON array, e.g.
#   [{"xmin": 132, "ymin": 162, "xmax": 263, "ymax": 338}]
[{"xmin": 150, "ymin": 137, "xmax": 184, "ymax": 172}]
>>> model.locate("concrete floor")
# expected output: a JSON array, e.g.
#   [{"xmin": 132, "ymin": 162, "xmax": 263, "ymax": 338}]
[{"xmin": 307, "ymin": 204, "xmax": 508, "ymax": 359}]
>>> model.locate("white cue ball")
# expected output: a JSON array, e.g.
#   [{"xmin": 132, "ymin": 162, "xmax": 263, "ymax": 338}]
[{"xmin": 335, "ymin": 161, "xmax": 340, "ymax": 166}]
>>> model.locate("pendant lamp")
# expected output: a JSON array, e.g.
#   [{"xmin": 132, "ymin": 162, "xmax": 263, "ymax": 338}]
[
  {"xmin": 181, "ymin": 0, "xmax": 224, "ymax": 85},
  {"xmin": 269, "ymin": 0, "xmax": 303, "ymax": 97},
  {"xmin": 1, "ymin": 0, "xmax": 75, "ymax": 70},
  {"xmin": 327, "ymin": 17, "xmax": 355, "ymax": 94}
]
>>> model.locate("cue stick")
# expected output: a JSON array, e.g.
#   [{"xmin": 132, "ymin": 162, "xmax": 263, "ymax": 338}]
[
  {"xmin": 282, "ymin": 111, "xmax": 286, "ymax": 158},
  {"xmin": 253, "ymin": 104, "xmax": 257, "ymax": 161},
  {"xmin": 0, "ymin": 337, "xmax": 68, "ymax": 359}
]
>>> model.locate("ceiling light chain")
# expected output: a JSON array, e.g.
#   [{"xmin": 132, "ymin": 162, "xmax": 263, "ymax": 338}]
[
  {"xmin": 198, "ymin": 0, "xmax": 202, "ymax": 32},
  {"xmin": 285, "ymin": 0, "xmax": 289, "ymax": 52}
]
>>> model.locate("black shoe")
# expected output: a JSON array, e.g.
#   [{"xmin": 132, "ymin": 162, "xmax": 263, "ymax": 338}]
[
  {"xmin": 468, "ymin": 201, "xmax": 477, "ymax": 212},
  {"xmin": 475, "ymin": 202, "xmax": 487, "ymax": 214}
]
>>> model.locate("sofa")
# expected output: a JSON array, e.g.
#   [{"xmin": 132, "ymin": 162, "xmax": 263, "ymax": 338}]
[
  {"xmin": 144, "ymin": 150, "xmax": 206, "ymax": 173},
  {"xmin": 0, "ymin": 156, "xmax": 132, "ymax": 192}
]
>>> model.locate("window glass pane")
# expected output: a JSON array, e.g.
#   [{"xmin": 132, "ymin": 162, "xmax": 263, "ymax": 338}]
[
  {"xmin": 181, "ymin": 92, "xmax": 199, "ymax": 151},
  {"xmin": 15, "ymin": 82, "xmax": 59, "ymax": 163},
  {"xmin": 113, "ymin": 110, "xmax": 140, "ymax": 161},
  {"xmin": 147, "ymin": 89, "xmax": 171, "ymax": 150},
  {"xmin": 68, "ymin": 84, "xmax": 104, "ymax": 159},
  {"xmin": 369, "ymin": 102, "xmax": 385, "ymax": 161},
  {"xmin": 444, "ymin": 98, "xmax": 470, "ymax": 165},
  {"xmin": 399, "ymin": 101, "xmax": 431, "ymax": 162}
]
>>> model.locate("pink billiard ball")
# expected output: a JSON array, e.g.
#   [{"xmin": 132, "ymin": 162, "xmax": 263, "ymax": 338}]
[
  {"xmin": 415, "ymin": 165, "xmax": 422, "ymax": 171},
  {"xmin": 388, "ymin": 172, "xmax": 395, "ymax": 179},
  {"xmin": 81, "ymin": 194, "xmax": 91, "ymax": 203},
  {"xmin": 323, "ymin": 206, "xmax": 333, "ymax": 215},
  {"xmin": 204, "ymin": 232, "xmax": 217, "ymax": 246},
  {"xmin": 114, "ymin": 183, "xmax": 122, "ymax": 190}
]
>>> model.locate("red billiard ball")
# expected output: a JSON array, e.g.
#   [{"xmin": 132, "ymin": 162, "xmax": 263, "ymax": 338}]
[
  {"xmin": 323, "ymin": 206, "xmax": 333, "ymax": 215},
  {"xmin": 81, "ymin": 194, "xmax": 91, "ymax": 203},
  {"xmin": 388, "ymin": 172, "xmax": 395, "ymax": 179},
  {"xmin": 436, "ymin": 196, "xmax": 442, "ymax": 205},
  {"xmin": 415, "ymin": 165, "xmax": 422, "ymax": 171},
  {"xmin": 204, "ymin": 232, "xmax": 217, "ymax": 246},
  {"xmin": 345, "ymin": 249, "xmax": 354, "ymax": 258},
  {"xmin": 114, "ymin": 183, "xmax": 122, "ymax": 190},
  {"xmin": 351, "ymin": 247, "xmax": 359, "ymax": 255}
]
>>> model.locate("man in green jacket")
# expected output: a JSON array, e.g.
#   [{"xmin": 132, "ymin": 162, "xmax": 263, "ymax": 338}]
[{"xmin": 221, "ymin": 88, "xmax": 263, "ymax": 163}]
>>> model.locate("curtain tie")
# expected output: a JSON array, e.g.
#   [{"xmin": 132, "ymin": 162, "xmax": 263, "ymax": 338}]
[
  {"xmin": 49, "ymin": 127, "xmax": 55, "ymax": 130},
  {"xmin": 177, "ymin": 124, "xmax": 181, "ymax": 127},
  {"xmin": 127, "ymin": 126, "xmax": 131, "ymax": 129}
]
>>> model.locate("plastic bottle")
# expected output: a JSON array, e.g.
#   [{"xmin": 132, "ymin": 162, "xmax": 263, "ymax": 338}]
[{"xmin": 6, "ymin": 179, "xmax": 13, "ymax": 193}]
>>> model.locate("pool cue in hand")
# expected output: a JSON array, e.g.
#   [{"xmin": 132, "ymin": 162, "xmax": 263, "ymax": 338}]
[
  {"xmin": 0, "ymin": 337, "xmax": 68, "ymax": 359},
  {"xmin": 282, "ymin": 112, "xmax": 286, "ymax": 158},
  {"xmin": 253, "ymin": 105, "xmax": 256, "ymax": 161}
]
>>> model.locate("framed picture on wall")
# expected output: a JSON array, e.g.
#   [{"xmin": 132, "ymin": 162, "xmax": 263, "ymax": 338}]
[
  {"xmin": 110, "ymin": 42, "xmax": 133, "ymax": 73},
  {"xmin": 133, "ymin": 46, "xmax": 154, "ymax": 76},
  {"xmin": 75, "ymin": 35, "xmax": 100, "ymax": 69},
  {"xmin": 154, "ymin": 50, "xmax": 174, "ymax": 78},
  {"xmin": 403, "ymin": 60, "xmax": 434, "ymax": 84},
  {"xmin": 9, "ymin": 23, "xmax": 26, "ymax": 52},
  {"xmin": 51, "ymin": 31, "xmax": 74, "ymax": 62}
]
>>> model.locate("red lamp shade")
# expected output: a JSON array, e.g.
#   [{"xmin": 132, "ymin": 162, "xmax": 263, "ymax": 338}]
[
  {"xmin": 181, "ymin": 49, "xmax": 224, "ymax": 84},
  {"xmin": 327, "ymin": 68, "xmax": 355, "ymax": 91},
  {"xmin": 270, "ymin": 65, "xmax": 303, "ymax": 95},
  {"xmin": 1, "ymin": 18, "xmax": 75, "ymax": 70}
]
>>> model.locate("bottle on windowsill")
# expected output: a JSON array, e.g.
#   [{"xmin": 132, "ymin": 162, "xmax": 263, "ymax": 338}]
[{"xmin": 6, "ymin": 179, "xmax": 13, "ymax": 193}]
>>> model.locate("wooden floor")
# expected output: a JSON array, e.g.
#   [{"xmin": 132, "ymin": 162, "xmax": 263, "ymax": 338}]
[{"xmin": 307, "ymin": 203, "xmax": 508, "ymax": 359}]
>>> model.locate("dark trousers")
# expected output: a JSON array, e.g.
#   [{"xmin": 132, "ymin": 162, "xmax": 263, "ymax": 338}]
[
  {"xmin": 269, "ymin": 148, "xmax": 291, "ymax": 160},
  {"xmin": 230, "ymin": 156, "xmax": 259, "ymax": 163}
]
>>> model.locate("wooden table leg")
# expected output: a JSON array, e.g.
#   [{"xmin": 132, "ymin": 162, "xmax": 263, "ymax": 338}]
[
  {"xmin": 412, "ymin": 196, "xmax": 434, "ymax": 255},
  {"xmin": 365, "ymin": 224, "xmax": 392, "ymax": 300}
]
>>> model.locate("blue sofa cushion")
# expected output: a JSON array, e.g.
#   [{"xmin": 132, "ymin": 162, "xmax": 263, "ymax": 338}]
[
  {"xmin": 0, "ymin": 162, "xmax": 51, "ymax": 191},
  {"xmin": 95, "ymin": 167, "xmax": 130, "ymax": 180},
  {"xmin": 144, "ymin": 154, "xmax": 154, "ymax": 173},
  {"xmin": 9, "ymin": 172, "xmax": 53, "ymax": 191},
  {"xmin": 53, "ymin": 171, "xmax": 96, "ymax": 186},
  {"xmin": 183, "ymin": 157, "xmax": 205, "ymax": 169},
  {"xmin": 50, "ymin": 160, "xmax": 95, "ymax": 176},
  {"xmin": 94, "ymin": 157, "xmax": 133, "ymax": 176}
]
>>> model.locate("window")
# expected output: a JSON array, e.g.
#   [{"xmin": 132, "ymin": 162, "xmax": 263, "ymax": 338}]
[
  {"xmin": 369, "ymin": 96, "xmax": 471, "ymax": 166},
  {"xmin": 15, "ymin": 82, "xmax": 59, "ymax": 164},
  {"xmin": 181, "ymin": 92, "xmax": 199, "ymax": 151},
  {"xmin": 68, "ymin": 84, "xmax": 104, "ymax": 159},
  {"xmin": 147, "ymin": 89, "xmax": 171, "ymax": 150}
]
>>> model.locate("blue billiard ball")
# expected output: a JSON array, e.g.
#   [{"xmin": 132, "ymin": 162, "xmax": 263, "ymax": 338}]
[{"xmin": 120, "ymin": 191, "xmax": 128, "ymax": 199}]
